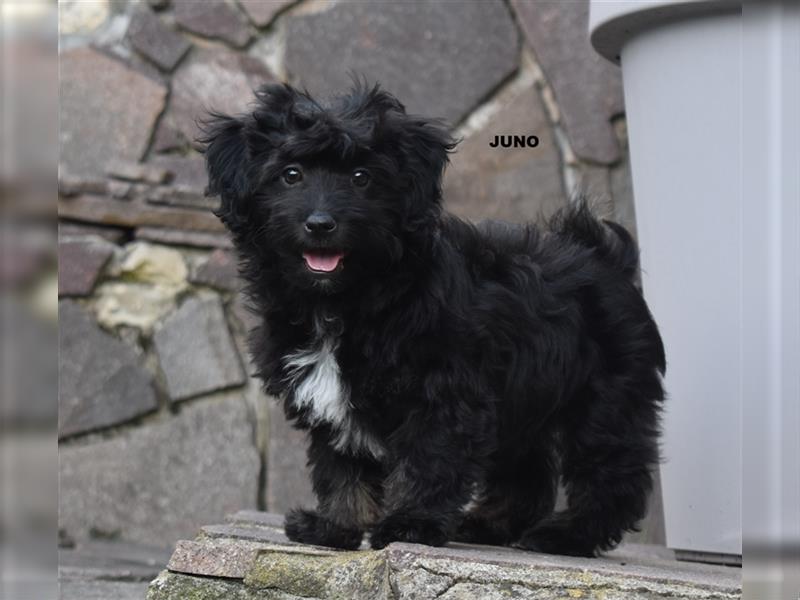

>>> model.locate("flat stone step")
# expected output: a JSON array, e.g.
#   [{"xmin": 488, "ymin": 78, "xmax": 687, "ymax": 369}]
[{"xmin": 147, "ymin": 511, "xmax": 742, "ymax": 600}]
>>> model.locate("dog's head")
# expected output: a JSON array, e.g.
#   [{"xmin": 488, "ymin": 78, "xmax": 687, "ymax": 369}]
[{"xmin": 200, "ymin": 82, "xmax": 456, "ymax": 294}]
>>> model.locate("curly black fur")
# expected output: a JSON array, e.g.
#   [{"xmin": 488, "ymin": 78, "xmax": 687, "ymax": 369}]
[{"xmin": 200, "ymin": 82, "xmax": 666, "ymax": 557}]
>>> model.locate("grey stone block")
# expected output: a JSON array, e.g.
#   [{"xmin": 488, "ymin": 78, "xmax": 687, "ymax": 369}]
[
  {"xmin": 134, "ymin": 228, "xmax": 233, "ymax": 250},
  {"xmin": 60, "ymin": 580, "xmax": 151, "ymax": 600},
  {"xmin": 284, "ymin": 0, "xmax": 520, "ymax": 125},
  {"xmin": 162, "ymin": 47, "xmax": 275, "ymax": 145},
  {"xmin": 512, "ymin": 0, "xmax": 625, "ymax": 164},
  {"xmin": 237, "ymin": 0, "xmax": 295, "ymax": 28},
  {"xmin": 150, "ymin": 521, "xmax": 743, "ymax": 599},
  {"xmin": 154, "ymin": 295, "xmax": 247, "ymax": 402},
  {"xmin": 173, "ymin": 0, "xmax": 252, "ymax": 48},
  {"xmin": 58, "ymin": 238, "xmax": 114, "ymax": 297},
  {"xmin": 58, "ymin": 195, "xmax": 226, "ymax": 233},
  {"xmin": 146, "ymin": 154, "xmax": 206, "ymax": 192},
  {"xmin": 60, "ymin": 47, "xmax": 167, "ymax": 176},
  {"xmin": 127, "ymin": 7, "xmax": 191, "ymax": 72},
  {"xmin": 59, "ymin": 300, "xmax": 158, "ymax": 438},
  {"xmin": 106, "ymin": 160, "xmax": 171, "ymax": 184},
  {"xmin": 190, "ymin": 249, "xmax": 240, "ymax": 291},
  {"xmin": 266, "ymin": 401, "xmax": 315, "ymax": 514},
  {"xmin": 59, "ymin": 539, "xmax": 171, "ymax": 581},
  {"xmin": 59, "ymin": 223, "xmax": 127, "ymax": 244},
  {"xmin": 59, "ymin": 393, "xmax": 260, "ymax": 546},
  {"xmin": 443, "ymin": 86, "xmax": 566, "ymax": 223}
]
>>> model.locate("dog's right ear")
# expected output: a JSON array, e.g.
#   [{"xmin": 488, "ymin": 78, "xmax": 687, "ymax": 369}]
[{"xmin": 200, "ymin": 113, "xmax": 251, "ymax": 232}]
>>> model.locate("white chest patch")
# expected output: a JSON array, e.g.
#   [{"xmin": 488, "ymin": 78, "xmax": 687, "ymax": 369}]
[{"xmin": 283, "ymin": 334, "xmax": 384, "ymax": 460}]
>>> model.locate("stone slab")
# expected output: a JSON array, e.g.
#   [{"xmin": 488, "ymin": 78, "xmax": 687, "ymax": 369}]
[
  {"xmin": 58, "ymin": 238, "xmax": 115, "ymax": 296},
  {"xmin": 168, "ymin": 538, "xmax": 276, "ymax": 579},
  {"xmin": 201, "ymin": 524, "xmax": 293, "ymax": 546},
  {"xmin": 444, "ymin": 86, "xmax": 566, "ymax": 223},
  {"xmin": 1, "ymin": 300, "xmax": 58, "ymax": 426},
  {"xmin": 135, "ymin": 227, "xmax": 233, "ymax": 249},
  {"xmin": 60, "ymin": 47, "xmax": 167, "ymax": 176},
  {"xmin": 174, "ymin": 0, "xmax": 252, "ymax": 48},
  {"xmin": 146, "ymin": 185, "xmax": 218, "ymax": 210},
  {"xmin": 127, "ymin": 7, "xmax": 191, "ymax": 71},
  {"xmin": 147, "ymin": 154, "xmax": 207, "ymax": 191},
  {"xmin": 58, "ymin": 173, "xmax": 109, "ymax": 197},
  {"xmin": 152, "ymin": 507, "xmax": 741, "ymax": 598},
  {"xmin": 266, "ymin": 401, "xmax": 315, "ymax": 514},
  {"xmin": 59, "ymin": 540, "xmax": 170, "ymax": 581},
  {"xmin": 164, "ymin": 47, "xmax": 275, "ymax": 145},
  {"xmin": 60, "ymin": 580, "xmax": 151, "ymax": 600},
  {"xmin": 237, "ymin": 0, "xmax": 295, "ymax": 27},
  {"xmin": 59, "ymin": 223, "xmax": 128, "ymax": 244},
  {"xmin": 284, "ymin": 0, "xmax": 520, "ymax": 125},
  {"xmin": 59, "ymin": 393, "xmax": 261, "ymax": 546},
  {"xmin": 153, "ymin": 295, "xmax": 247, "ymax": 401},
  {"xmin": 190, "ymin": 249, "xmax": 240, "ymax": 291},
  {"xmin": 227, "ymin": 511, "xmax": 284, "ymax": 529},
  {"xmin": 106, "ymin": 160, "xmax": 171, "ymax": 184},
  {"xmin": 58, "ymin": 195, "xmax": 226, "ymax": 232},
  {"xmin": 512, "ymin": 0, "xmax": 625, "ymax": 164},
  {"xmin": 58, "ymin": 300, "xmax": 158, "ymax": 438}
]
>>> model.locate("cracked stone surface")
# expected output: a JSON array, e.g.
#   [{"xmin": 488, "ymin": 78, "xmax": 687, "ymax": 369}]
[
  {"xmin": 443, "ymin": 86, "xmax": 566, "ymax": 223},
  {"xmin": 284, "ymin": 0, "xmax": 520, "ymax": 125},
  {"xmin": 58, "ymin": 195, "xmax": 226, "ymax": 232},
  {"xmin": 173, "ymin": 0, "xmax": 252, "ymax": 47},
  {"xmin": 59, "ymin": 393, "xmax": 260, "ymax": 546},
  {"xmin": 148, "ymin": 511, "xmax": 742, "ymax": 600},
  {"xmin": 60, "ymin": 580, "xmax": 152, "ymax": 600},
  {"xmin": 60, "ymin": 47, "xmax": 167, "ymax": 176},
  {"xmin": 58, "ymin": 237, "xmax": 115, "ymax": 297},
  {"xmin": 237, "ymin": 0, "xmax": 295, "ymax": 27},
  {"xmin": 126, "ymin": 7, "xmax": 191, "ymax": 71},
  {"xmin": 163, "ymin": 47, "xmax": 275, "ymax": 145},
  {"xmin": 190, "ymin": 249, "xmax": 240, "ymax": 291},
  {"xmin": 58, "ymin": 300, "xmax": 158, "ymax": 438},
  {"xmin": 266, "ymin": 401, "xmax": 315, "ymax": 514},
  {"xmin": 153, "ymin": 295, "xmax": 247, "ymax": 401},
  {"xmin": 512, "ymin": 0, "xmax": 625, "ymax": 164}
]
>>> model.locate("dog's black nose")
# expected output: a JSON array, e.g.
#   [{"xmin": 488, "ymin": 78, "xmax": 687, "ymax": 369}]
[{"xmin": 304, "ymin": 212, "xmax": 337, "ymax": 234}]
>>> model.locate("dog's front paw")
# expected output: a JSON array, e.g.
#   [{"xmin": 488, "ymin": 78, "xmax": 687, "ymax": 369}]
[
  {"xmin": 370, "ymin": 514, "xmax": 448, "ymax": 549},
  {"xmin": 453, "ymin": 514, "xmax": 513, "ymax": 545},
  {"xmin": 514, "ymin": 516, "xmax": 598, "ymax": 557},
  {"xmin": 284, "ymin": 508, "xmax": 363, "ymax": 550}
]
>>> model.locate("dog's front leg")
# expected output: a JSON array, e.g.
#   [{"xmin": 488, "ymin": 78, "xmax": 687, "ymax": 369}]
[
  {"xmin": 370, "ymin": 382, "xmax": 494, "ymax": 549},
  {"xmin": 284, "ymin": 428, "xmax": 382, "ymax": 550}
]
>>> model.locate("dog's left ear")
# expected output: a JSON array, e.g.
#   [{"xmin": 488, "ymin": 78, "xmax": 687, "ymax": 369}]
[{"xmin": 200, "ymin": 113, "xmax": 252, "ymax": 232}]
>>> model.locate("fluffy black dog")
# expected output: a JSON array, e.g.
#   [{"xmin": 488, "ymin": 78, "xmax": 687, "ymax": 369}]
[{"xmin": 201, "ymin": 82, "xmax": 665, "ymax": 557}]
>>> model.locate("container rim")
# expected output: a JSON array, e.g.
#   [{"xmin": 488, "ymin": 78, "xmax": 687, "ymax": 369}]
[{"xmin": 589, "ymin": 0, "xmax": 741, "ymax": 64}]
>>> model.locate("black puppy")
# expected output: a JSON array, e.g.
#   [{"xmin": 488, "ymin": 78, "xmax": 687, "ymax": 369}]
[{"xmin": 201, "ymin": 82, "xmax": 665, "ymax": 557}]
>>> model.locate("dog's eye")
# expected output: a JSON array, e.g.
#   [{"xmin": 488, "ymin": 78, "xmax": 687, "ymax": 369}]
[
  {"xmin": 351, "ymin": 168, "xmax": 370, "ymax": 188},
  {"xmin": 282, "ymin": 167, "xmax": 303, "ymax": 185}
]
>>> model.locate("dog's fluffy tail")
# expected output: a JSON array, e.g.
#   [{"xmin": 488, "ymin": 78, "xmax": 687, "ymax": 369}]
[{"xmin": 549, "ymin": 200, "xmax": 639, "ymax": 280}]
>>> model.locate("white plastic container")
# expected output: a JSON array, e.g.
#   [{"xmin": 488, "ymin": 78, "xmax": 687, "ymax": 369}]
[{"xmin": 588, "ymin": 0, "xmax": 752, "ymax": 562}]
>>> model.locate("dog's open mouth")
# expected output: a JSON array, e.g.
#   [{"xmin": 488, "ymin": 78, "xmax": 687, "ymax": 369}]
[{"xmin": 302, "ymin": 251, "xmax": 345, "ymax": 273}]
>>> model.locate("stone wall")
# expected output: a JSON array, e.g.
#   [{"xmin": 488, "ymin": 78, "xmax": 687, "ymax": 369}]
[{"xmin": 58, "ymin": 0, "xmax": 659, "ymax": 550}]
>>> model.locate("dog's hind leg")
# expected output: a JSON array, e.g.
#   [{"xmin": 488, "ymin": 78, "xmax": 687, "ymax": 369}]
[
  {"xmin": 454, "ymin": 440, "xmax": 558, "ymax": 546},
  {"xmin": 515, "ymin": 378, "xmax": 662, "ymax": 557}
]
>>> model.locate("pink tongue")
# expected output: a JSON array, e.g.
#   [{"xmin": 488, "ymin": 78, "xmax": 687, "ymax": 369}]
[{"xmin": 303, "ymin": 252, "xmax": 343, "ymax": 272}]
